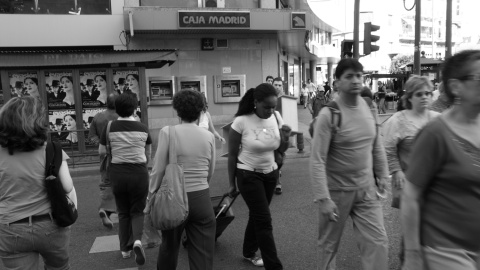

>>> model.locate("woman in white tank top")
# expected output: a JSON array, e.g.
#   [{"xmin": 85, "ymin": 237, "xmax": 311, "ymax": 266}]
[{"xmin": 199, "ymin": 96, "xmax": 225, "ymax": 144}]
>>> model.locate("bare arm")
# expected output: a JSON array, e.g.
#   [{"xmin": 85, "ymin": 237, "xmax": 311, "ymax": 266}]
[
  {"xmin": 58, "ymin": 160, "xmax": 73, "ymax": 193},
  {"xmin": 207, "ymin": 134, "xmax": 216, "ymax": 183},
  {"xmin": 206, "ymin": 111, "xmax": 225, "ymax": 143},
  {"xmin": 227, "ymin": 128, "xmax": 242, "ymax": 195},
  {"xmin": 88, "ymin": 118, "xmax": 99, "ymax": 144},
  {"xmin": 98, "ymin": 144, "xmax": 107, "ymax": 157},
  {"xmin": 401, "ymin": 181, "xmax": 425, "ymax": 251},
  {"xmin": 145, "ymin": 144, "xmax": 151, "ymax": 165}
]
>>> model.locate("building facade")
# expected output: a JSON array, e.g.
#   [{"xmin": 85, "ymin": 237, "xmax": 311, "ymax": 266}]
[{"xmin": 0, "ymin": 0, "xmax": 336, "ymax": 162}]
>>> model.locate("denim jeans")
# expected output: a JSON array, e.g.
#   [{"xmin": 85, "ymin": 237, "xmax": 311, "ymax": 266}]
[
  {"xmin": 236, "ymin": 168, "xmax": 283, "ymax": 270},
  {"xmin": 157, "ymin": 188, "xmax": 216, "ymax": 270},
  {"xmin": 0, "ymin": 217, "xmax": 71, "ymax": 270}
]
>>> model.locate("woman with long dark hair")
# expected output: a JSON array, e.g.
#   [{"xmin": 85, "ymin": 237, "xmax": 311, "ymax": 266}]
[
  {"xmin": 0, "ymin": 97, "xmax": 76, "ymax": 269},
  {"xmin": 227, "ymin": 83, "xmax": 289, "ymax": 270}
]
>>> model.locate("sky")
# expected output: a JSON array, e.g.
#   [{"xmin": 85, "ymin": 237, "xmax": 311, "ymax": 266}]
[{"xmin": 308, "ymin": 0, "xmax": 480, "ymax": 38}]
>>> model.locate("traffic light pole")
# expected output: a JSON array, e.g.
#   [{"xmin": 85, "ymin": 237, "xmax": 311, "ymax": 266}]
[
  {"xmin": 445, "ymin": 0, "xmax": 452, "ymax": 58},
  {"xmin": 414, "ymin": 0, "xmax": 421, "ymax": 75},
  {"xmin": 353, "ymin": 0, "xmax": 360, "ymax": 59}
]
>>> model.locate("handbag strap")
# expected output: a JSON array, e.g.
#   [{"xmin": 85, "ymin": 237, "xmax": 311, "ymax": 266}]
[
  {"xmin": 106, "ymin": 121, "xmax": 112, "ymax": 155},
  {"xmin": 273, "ymin": 111, "xmax": 281, "ymax": 129},
  {"xmin": 45, "ymin": 141, "xmax": 62, "ymax": 177},
  {"xmin": 168, "ymin": 126, "xmax": 177, "ymax": 164}
]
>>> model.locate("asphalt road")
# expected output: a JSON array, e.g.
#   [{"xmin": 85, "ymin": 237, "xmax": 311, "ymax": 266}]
[{"xmin": 67, "ymin": 156, "xmax": 401, "ymax": 270}]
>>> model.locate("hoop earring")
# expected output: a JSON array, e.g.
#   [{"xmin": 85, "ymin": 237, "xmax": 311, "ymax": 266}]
[{"xmin": 254, "ymin": 105, "xmax": 256, "ymax": 109}]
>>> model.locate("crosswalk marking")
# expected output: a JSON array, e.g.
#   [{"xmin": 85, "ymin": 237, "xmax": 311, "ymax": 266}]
[{"xmin": 89, "ymin": 235, "xmax": 119, "ymax": 253}]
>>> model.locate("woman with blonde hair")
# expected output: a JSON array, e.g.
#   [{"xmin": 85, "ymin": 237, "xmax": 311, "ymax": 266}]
[
  {"xmin": 383, "ymin": 75, "xmax": 439, "ymax": 209},
  {"xmin": 402, "ymin": 50, "xmax": 480, "ymax": 270},
  {"xmin": 0, "ymin": 96, "xmax": 76, "ymax": 270}
]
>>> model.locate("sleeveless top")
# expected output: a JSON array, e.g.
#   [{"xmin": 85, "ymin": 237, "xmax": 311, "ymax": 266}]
[{"xmin": 199, "ymin": 111, "xmax": 209, "ymax": 130}]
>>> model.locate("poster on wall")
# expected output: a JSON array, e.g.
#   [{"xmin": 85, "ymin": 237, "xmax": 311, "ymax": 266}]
[
  {"xmin": 45, "ymin": 71, "xmax": 75, "ymax": 110},
  {"xmin": 113, "ymin": 69, "xmax": 141, "ymax": 119},
  {"xmin": 8, "ymin": 72, "xmax": 40, "ymax": 99},
  {"xmin": 80, "ymin": 71, "xmax": 108, "ymax": 108},
  {"xmin": 48, "ymin": 109, "xmax": 78, "ymax": 151}
]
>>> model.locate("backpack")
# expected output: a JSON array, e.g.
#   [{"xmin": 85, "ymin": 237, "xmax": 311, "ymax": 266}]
[
  {"xmin": 146, "ymin": 126, "xmax": 189, "ymax": 230},
  {"xmin": 308, "ymin": 99, "xmax": 379, "ymax": 139},
  {"xmin": 311, "ymin": 92, "xmax": 328, "ymax": 118}
]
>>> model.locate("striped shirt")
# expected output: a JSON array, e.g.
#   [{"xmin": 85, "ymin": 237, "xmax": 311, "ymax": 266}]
[{"xmin": 100, "ymin": 120, "xmax": 152, "ymax": 164}]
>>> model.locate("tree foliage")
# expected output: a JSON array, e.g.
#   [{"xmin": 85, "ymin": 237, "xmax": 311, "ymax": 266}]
[{"xmin": 390, "ymin": 55, "xmax": 414, "ymax": 74}]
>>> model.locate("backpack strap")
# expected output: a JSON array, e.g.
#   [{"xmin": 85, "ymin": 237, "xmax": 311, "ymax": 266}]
[
  {"xmin": 325, "ymin": 101, "xmax": 342, "ymax": 138},
  {"xmin": 105, "ymin": 121, "xmax": 112, "ymax": 156}
]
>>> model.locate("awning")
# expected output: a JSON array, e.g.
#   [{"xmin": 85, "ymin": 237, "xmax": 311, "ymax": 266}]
[
  {"xmin": 405, "ymin": 58, "xmax": 443, "ymax": 67},
  {"xmin": 0, "ymin": 49, "xmax": 177, "ymax": 68}
]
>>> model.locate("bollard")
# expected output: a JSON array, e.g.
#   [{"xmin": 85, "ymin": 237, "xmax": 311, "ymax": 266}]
[{"xmin": 293, "ymin": 132, "xmax": 304, "ymax": 153}]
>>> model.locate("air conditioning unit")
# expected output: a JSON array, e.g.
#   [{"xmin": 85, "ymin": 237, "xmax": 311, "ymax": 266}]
[
  {"xmin": 216, "ymin": 39, "xmax": 228, "ymax": 48},
  {"xmin": 203, "ymin": 0, "xmax": 225, "ymax": 8}
]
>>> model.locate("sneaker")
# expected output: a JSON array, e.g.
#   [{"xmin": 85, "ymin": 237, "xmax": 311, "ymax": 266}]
[
  {"xmin": 99, "ymin": 209, "xmax": 113, "ymax": 229},
  {"xmin": 121, "ymin": 250, "xmax": 131, "ymax": 259},
  {"xmin": 244, "ymin": 256, "xmax": 264, "ymax": 267},
  {"xmin": 275, "ymin": 184, "xmax": 282, "ymax": 195},
  {"xmin": 133, "ymin": 240, "xmax": 146, "ymax": 265}
]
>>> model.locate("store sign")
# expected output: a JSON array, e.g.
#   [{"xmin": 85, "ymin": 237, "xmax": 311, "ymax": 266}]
[{"xmin": 178, "ymin": 11, "xmax": 250, "ymax": 28}]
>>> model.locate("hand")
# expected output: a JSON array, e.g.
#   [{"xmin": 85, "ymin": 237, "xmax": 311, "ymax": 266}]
[
  {"xmin": 402, "ymin": 250, "xmax": 424, "ymax": 270},
  {"xmin": 218, "ymin": 136, "xmax": 226, "ymax": 144},
  {"xmin": 376, "ymin": 177, "xmax": 388, "ymax": 194},
  {"xmin": 392, "ymin": 171, "xmax": 406, "ymax": 189},
  {"xmin": 228, "ymin": 186, "xmax": 239, "ymax": 198},
  {"xmin": 318, "ymin": 198, "xmax": 339, "ymax": 222}
]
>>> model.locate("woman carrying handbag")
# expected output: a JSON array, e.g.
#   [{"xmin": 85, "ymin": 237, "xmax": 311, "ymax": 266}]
[{"xmin": 148, "ymin": 89, "xmax": 216, "ymax": 270}]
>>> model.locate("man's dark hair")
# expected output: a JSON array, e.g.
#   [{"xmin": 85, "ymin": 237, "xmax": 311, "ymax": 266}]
[
  {"xmin": 266, "ymin": 75, "xmax": 274, "ymax": 82},
  {"xmin": 106, "ymin": 94, "xmax": 116, "ymax": 110},
  {"xmin": 273, "ymin": 77, "xmax": 283, "ymax": 83},
  {"xmin": 173, "ymin": 89, "xmax": 205, "ymax": 122},
  {"xmin": 115, "ymin": 92, "xmax": 138, "ymax": 117},
  {"xmin": 335, "ymin": 58, "xmax": 364, "ymax": 79}
]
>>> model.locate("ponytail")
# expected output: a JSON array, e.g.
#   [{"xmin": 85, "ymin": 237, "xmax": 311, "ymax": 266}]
[
  {"xmin": 234, "ymin": 83, "xmax": 277, "ymax": 117},
  {"xmin": 235, "ymin": 88, "xmax": 255, "ymax": 117}
]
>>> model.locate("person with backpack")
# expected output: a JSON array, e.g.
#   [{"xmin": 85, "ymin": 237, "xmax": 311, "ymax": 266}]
[{"xmin": 309, "ymin": 58, "xmax": 390, "ymax": 270}]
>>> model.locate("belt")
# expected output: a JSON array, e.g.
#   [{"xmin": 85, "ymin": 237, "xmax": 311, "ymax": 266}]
[
  {"xmin": 237, "ymin": 163, "xmax": 276, "ymax": 174},
  {"xmin": 10, "ymin": 213, "xmax": 52, "ymax": 224}
]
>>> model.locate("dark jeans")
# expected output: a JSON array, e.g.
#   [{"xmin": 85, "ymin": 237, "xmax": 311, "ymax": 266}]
[
  {"xmin": 236, "ymin": 168, "xmax": 283, "ymax": 270},
  {"xmin": 0, "ymin": 217, "xmax": 70, "ymax": 270},
  {"xmin": 110, "ymin": 163, "xmax": 149, "ymax": 252},
  {"xmin": 157, "ymin": 188, "xmax": 216, "ymax": 270}
]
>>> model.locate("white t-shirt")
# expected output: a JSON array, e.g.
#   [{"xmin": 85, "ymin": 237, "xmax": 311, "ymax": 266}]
[
  {"xmin": 199, "ymin": 111, "xmax": 209, "ymax": 129},
  {"xmin": 231, "ymin": 111, "xmax": 284, "ymax": 170}
]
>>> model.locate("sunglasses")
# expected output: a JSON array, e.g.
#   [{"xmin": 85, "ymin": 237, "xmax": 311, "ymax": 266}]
[{"xmin": 414, "ymin": 91, "xmax": 433, "ymax": 98}]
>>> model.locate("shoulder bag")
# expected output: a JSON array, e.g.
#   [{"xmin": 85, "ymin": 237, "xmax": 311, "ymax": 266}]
[
  {"xmin": 147, "ymin": 126, "xmax": 189, "ymax": 230},
  {"xmin": 273, "ymin": 112, "xmax": 289, "ymax": 170},
  {"xmin": 45, "ymin": 141, "xmax": 78, "ymax": 227}
]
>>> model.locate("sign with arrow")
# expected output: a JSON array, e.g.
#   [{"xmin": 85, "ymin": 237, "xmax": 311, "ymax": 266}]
[{"xmin": 291, "ymin": 12, "xmax": 306, "ymax": 29}]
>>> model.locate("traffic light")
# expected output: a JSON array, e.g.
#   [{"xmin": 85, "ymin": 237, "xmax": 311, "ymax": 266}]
[
  {"xmin": 363, "ymin": 22, "xmax": 380, "ymax": 55},
  {"xmin": 341, "ymin": 39, "xmax": 354, "ymax": 58}
]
